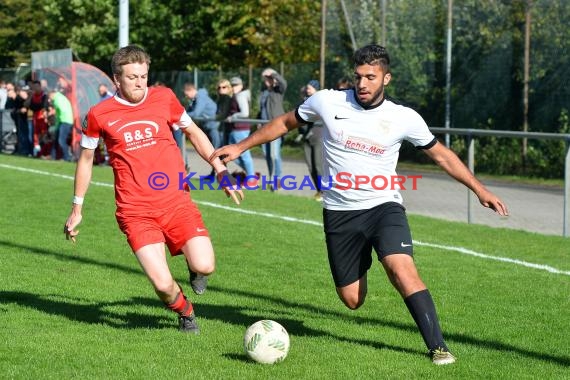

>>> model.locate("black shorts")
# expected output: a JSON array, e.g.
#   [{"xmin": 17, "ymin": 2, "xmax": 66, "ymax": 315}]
[{"xmin": 323, "ymin": 202, "xmax": 413, "ymax": 287}]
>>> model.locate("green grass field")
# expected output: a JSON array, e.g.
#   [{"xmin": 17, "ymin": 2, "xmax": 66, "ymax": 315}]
[{"xmin": 0, "ymin": 154, "xmax": 569, "ymax": 379}]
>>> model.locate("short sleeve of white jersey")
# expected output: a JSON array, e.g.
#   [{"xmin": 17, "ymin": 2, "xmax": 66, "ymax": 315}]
[
  {"xmin": 400, "ymin": 107, "xmax": 436, "ymax": 148},
  {"xmin": 296, "ymin": 90, "xmax": 330, "ymax": 123},
  {"xmin": 80, "ymin": 112, "xmax": 100, "ymax": 150},
  {"xmin": 80, "ymin": 134, "xmax": 99, "ymax": 150}
]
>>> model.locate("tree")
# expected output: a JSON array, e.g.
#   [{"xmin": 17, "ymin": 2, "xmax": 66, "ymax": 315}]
[
  {"xmin": 187, "ymin": 1, "xmax": 321, "ymax": 69},
  {"xmin": 2, "ymin": 0, "xmax": 322, "ymax": 73},
  {"xmin": 0, "ymin": 0, "xmax": 51, "ymax": 67},
  {"xmin": 42, "ymin": 0, "xmax": 118, "ymax": 73}
]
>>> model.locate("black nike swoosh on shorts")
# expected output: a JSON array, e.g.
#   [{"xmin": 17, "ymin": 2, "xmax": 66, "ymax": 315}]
[{"xmin": 334, "ymin": 116, "xmax": 349, "ymax": 120}]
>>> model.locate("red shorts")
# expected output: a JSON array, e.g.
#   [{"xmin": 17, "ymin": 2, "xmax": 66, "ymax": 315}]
[{"xmin": 116, "ymin": 201, "xmax": 209, "ymax": 255}]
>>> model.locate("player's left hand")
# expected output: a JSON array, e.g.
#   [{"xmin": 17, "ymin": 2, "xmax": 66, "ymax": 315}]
[
  {"xmin": 64, "ymin": 210, "xmax": 83, "ymax": 243},
  {"xmin": 478, "ymin": 190, "xmax": 509, "ymax": 216},
  {"xmin": 217, "ymin": 170, "xmax": 244, "ymax": 205}
]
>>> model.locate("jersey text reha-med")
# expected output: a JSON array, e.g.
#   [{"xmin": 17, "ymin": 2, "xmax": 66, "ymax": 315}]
[{"xmin": 295, "ymin": 89, "xmax": 436, "ymax": 211}]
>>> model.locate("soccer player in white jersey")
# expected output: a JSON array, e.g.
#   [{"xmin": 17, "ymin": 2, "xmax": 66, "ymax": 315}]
[{"xmin": 210, "ymin": 44, "xmax": 508, "ymax": 364}]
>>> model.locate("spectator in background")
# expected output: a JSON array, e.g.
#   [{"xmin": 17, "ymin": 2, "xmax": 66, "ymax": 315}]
[
  {"xmin": 258, "ymin": 68, "xmax": 287, "ymax": 191},
  {"xmin": 40, "ymin": 79, "xmax": 49, "ymax": 93},
  {"xmin": 95, "ymin": 83, "xmax": 114, "ymax": 165},
  {"xmin": 227, "ymin": 76, "xmax": 258, "ymax": 187},
  {"xmin": 98, "ymin": 83, "xmax": 114, "ymax": 101},
  {"xmin": 12, "ymin": 85, "xmax": 31, "ymax": 156},
  {"xmin": 151, "ymin": 81, "xmax": 187, "ymax": 163},
  {"xmin": 336, "ymin": 76, "xmax": 353, "ymax": 90},
  {"xmin": 5, "ymin": 82, "xmax": 16, "ymax": 108},
  {"xmin": 28, "ymin": 80, "xmax": 49, "ymax": 157},
  {"xmin": 297, "ymin": 80, "xmax": 323, "ymax": 201},
  {"xmin": 48, "ymin": 90, "xmax": 74, "ymax": 161},
  {"xmin": 215, "ymin": 78, "xmax": 233, "ymax": 146},
  {"xmin": 5, "ymin": 82, "xmax": 16, "ymax": 129},
  {"xmin": 184, "ymin": 82, "xmax": 220, "ymax": 151},
  {"xmin": 56, "ymin": 77, "xmax": 71, "ymax": 96},
  {"xmin": 0, "ymin": 80, "xmax": 7, "ymax": 110}
]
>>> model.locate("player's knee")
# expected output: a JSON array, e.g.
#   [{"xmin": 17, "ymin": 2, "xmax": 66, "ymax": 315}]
[
  {"xmin": 337, "ymin": 290, "xmax": 366, "ymax": 310},
  {"xmin": 194, "ymin": 262, "xmax": 215, "ymax": 276},
  {"xmin": 387, "ymin": 270, "xmax": 425, "ymax": 297},
  {"xmin": 201, "ymin": 263, "xmax": 215, "ymax": 276},
  {"xmin": 153, "ymin": 277, "xmax": 177, "ymax": 296},
  {"xmin": 342, "ymin": 295, "xmax": 365, "ymax": 310}
]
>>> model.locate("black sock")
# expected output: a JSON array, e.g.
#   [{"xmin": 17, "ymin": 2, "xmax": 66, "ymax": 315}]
[{"xmin": 404, "ymin": 289, "xmax": 447, "ymax": 351}]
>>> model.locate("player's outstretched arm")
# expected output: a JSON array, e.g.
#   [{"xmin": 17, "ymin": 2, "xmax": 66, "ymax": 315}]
[
  {"xmin": 65, "ymin": 147, "xmax": 95, "ymax": 242},
  {"xmin": 209, "ymin": 111, "xmax": 300, "ymax": 166},
  {"xmin": 182, "ymin": 121, "xmax": 244, "ymax": 204},
  {"xmin": 423, "ymin": 141, "xmax": 509, "ymax": 216}
]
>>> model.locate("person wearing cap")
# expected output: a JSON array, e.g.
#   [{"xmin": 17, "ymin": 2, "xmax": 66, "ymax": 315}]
[
  {"xmin": 258, "ymin": 68, "xmax": 287, "ymax": 191},
  {"xmin": 227, "ymin": 76, "xmax": 258, "ymax": 187}
]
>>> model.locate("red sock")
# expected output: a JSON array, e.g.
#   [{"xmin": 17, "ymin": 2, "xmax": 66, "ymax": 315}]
[{"xmin": 166, "ymin": 291, "xmax": 194, "ymax": 317}]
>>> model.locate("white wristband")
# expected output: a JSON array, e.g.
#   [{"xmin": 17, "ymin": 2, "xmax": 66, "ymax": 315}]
[{"xmin": 72, "ymin": 196, "xmax": 84, "ymax": 205}]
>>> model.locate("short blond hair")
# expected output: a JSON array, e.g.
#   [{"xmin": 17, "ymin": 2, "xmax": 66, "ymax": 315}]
[{"xmin": 111, "ymin": 45, "xmax": 151, "ymax": 76}]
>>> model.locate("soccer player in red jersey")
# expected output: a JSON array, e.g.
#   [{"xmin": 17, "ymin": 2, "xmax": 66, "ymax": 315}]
[{"xmin": 64, "ymin": 45, "xmax": 243, "ymax": 333}]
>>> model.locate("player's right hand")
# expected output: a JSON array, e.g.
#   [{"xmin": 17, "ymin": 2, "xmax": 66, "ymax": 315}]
[{"xmin": 209, "ymin": 144, "xmax": 242, "ymax": 166}]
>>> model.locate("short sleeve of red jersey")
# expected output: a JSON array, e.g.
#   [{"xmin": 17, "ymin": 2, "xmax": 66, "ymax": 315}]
[
  {"xmin": 164, "ymin": 88, "xmax": 185, "ymax": 125},
  {"xmin": 153, "ymin": 87, "xmax": 192, "ymax": 130}
]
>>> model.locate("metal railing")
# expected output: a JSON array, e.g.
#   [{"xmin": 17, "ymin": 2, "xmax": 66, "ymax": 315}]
[
  {"xmin": 430, "ymin": 127, "xmax": 570, "ymax": 237},
  {"xmin": 3, "ymin": 109, "xmax": 569, "ymax": 236},
  {"xmin": 203, "ymin": 118, "xmax": 570, "ymax": 237}
]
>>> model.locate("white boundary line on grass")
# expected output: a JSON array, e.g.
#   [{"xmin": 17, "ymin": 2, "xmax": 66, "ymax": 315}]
[
  {"xmin": 2, "ymin": 163, "xmax": 569, "ymax": 277},
  {"xmin": 197, "ymin": 201, "xmax": 570, "ymax": 276}
]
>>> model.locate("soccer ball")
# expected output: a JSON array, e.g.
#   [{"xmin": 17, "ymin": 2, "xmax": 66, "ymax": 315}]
[{"xmin": 243, "ymin": 320, "xmax": 290, "ymax": 364}]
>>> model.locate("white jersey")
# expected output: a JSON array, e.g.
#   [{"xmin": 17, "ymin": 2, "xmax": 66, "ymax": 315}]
[{"xmin": 296, "ymin": 89, "xmax": 436, "ymax": 211}]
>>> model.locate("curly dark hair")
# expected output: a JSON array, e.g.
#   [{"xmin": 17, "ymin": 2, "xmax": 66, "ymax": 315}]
[{"xmin": 352, "ymin": 44, "xmax": 390, "ymax": 73}]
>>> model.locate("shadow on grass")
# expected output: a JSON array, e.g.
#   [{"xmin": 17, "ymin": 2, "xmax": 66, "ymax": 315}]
[
  {"xmin": 0, "ymin": 239, "xmax": 141, "ymax": 276},
  {"xmin": 2, "ymin": 239, "xmax": 569, "ymax": 367},
  {"xmin": 206, "ymin": 285, "xmax": 570, "ymax": 368},
  {"xmin": 0, "ymin": 290, "xmax": 422, "ymax": 359},
  {"xmin": 0, "ymin": 291, "xmax": 173, "ymax": 330}
]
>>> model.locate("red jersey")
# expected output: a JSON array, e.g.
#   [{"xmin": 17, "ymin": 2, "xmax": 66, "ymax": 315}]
[{"xmin": 81, "ymin": 86, "xmax": 191, "ymax": 212}]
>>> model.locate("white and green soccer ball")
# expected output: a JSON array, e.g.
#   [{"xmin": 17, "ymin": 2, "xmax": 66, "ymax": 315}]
[{"xmin": 243, "ymin": 320, "xmax": 290, "ymax": 364}]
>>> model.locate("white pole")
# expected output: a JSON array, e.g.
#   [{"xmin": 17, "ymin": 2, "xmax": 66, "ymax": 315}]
[
  {"xmin": 562, "ymin": 140, "xmax": 570, "ymax": 237},
  {"xmin": 119, "ymin": 0, "xmax": 129, "ymax": 47},
  {"xmin": 444, "ymin": 0, "xmax": 453, "ymax": 147}
]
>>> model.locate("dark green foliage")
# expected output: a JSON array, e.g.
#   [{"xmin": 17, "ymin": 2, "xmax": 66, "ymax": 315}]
[{"xmin": 1, "ymin": 0, "xmax": 569, "ymax": 178}]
